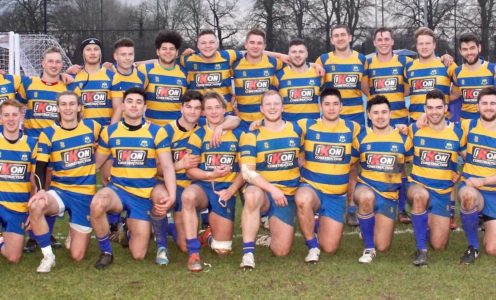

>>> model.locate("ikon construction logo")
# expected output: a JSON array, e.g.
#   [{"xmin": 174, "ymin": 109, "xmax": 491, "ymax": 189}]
[
  {"xmin": 419, "ymin": 149, "xmax": 451, "ymax": 168},
  {"xmin": 195, "ymin": 73, "xmax": 222, "ymax": 87},
  {"xmin": 373, "ymin": 78, "xmax": 397, "ymax": 92},
  {"xmin": 243, "ymin": 79, "xmax": 270, "ymax": 94},
  {"xmin": 313, "ymin": 144, "xmax": 345, "ymax": 162},
  {"xmin": 333, "ymin": 74, "xmax": 359, "ymax": 88},
  {"xmin": 116, "ymin": 149, "xmax": 148, "ymax": 167},
  {"xmin": 62, "ymin": 146, "xmax": 93, "ymax": 169},
  {"xmin": 365, "ymin": 153, "xmax": 398, "ymax": 173},
  {"xmin": 472, "ymin": 146, "xmax": 496, "ymax": 167},
  {"xmin": 204, "ymin": 154, "xmax": 235, "ymax": 171},
  {"xmin": 411, "ymin": 78, "xmax": 436, "ymax": 93},
  {"xmin": 155, "ymin": 86, "xmax": 182, "ymax": 101},
  {"xmin": 81, "ymin": 92, "xmax": 107, "ymax": 106},
  {"xmin": 0, "ymin": 162, "xmax": 27, "ymax": 180},
  {"xmin": 462, "ymin": 88, "xmax": 481, "ymax": 104},
  {"xmin": 265, "ymin": 151, "xmax": 296, "ymax": 169},
  {"xmin": 33, "ymin": 101, "xmax": 58, "ymax": 119},
  {"xmin": 173, "ymin": 149, "xmax": 188, "ymax": 163},
  {"xmin": 288, "ymin": 88, "xmax": 314, "ymax": 103}
]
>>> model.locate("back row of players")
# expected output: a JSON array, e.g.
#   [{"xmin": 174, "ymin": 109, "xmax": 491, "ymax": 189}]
[{"xmin": 0, "ymin": 25, "xmax": 494, "ymax": 271}]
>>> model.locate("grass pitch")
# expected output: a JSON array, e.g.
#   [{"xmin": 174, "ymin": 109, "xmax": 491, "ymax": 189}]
[{"xmin": 1, "ymin": 206, "xmax": 492, "ymax": 299}]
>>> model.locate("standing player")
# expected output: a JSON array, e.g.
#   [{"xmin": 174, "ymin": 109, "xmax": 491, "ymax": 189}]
[
  {"xmin": 295, "ymin": 88, "xmax": 360, "ymax": 263},
  {"xmin": 232, "ymin": 28, "xmax": 284, "ymax": 129},
  {"xmin": 90, "ymin": 87, "xmax": 176, "ymax": 269},
  {"xmin": 451, "ymin": 33, "xmax": 496, "ymax": 121},
  {"xmin": 353, "ymin": 95, "xmax": 413, "ymax": 263},
  {"xmin": 139, "ymin": 31, "xmax": 187, "ymax": 126},
  {"xmin": 181, "ymin": 92, "xmax": 244, "ymax": 272},
  {"xmin": 458, "ymin": 87, "xmax": 496, "ymax": 264},
  {"xmin": 273, "ymin": 39, "xmax": 322, "ymax": 122},
  {"xmin": 239, "ymin": 90, "xmax": 303, "ymax": 269},
  {"xmin": 408, "ymin": 89, "xmax": 464, "ymax": 266},
  {"xmin": 27, "ymin": 92, "xmax": 101, "ymax": 273},
  {"xmin": 68, "ymin": 38, "xmax": 120, "ymax": 126},
  {"xmin": 0, "ymin": 99, "xmax": 37, "ymax": 263},
  {"xmin": 0, "ymin": 74, "xmax": 21, "ymax": 103}
]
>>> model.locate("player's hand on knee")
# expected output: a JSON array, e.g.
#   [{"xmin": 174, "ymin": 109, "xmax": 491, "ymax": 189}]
[
  {"xmin": 28, "ymin": 190, "xmax": 48, "ymax": 209},
  {"xmin": 214, "ymin": 187, "xmax": 235, "ymax": 202},
  {"xmin": 270, "ymin": 188, "xmax": 287, "ymax": 207}
]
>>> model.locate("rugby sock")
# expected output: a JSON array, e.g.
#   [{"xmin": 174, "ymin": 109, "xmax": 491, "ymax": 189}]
[
  {"xmin": 46, "ymin": 215, "xmax": 56, "ymax": 234},
  {"xmin": 314, "ymin": 216, "xmax": 320, "ymax": 234},
  {"xmin": 34, "ymin": 232, "xmax": 53, "ymax": 257},
  {"xmin": 460, "ymin": 208, "xmax": 480, "ymax": 249},
  {"xmin": 358, "ymin": 212, "xmax": 375, "ymax": 249},
  {"xmin": 347, "ymin": 205, "xmax": 356, "ymax": 216},
  {"xmin": 305, "ymin": 237, "xmax": 319, "ymax": 250},
  {"xmin": 186, "ymin": 238, "xmax": 201, "ymax": 256},
  {"xmin": 449, "ymin": 199, "xmax": 456, "ymax": 218},
  {"xmin": 411, "ymin": 211, "xmax": 428, "ymax": 250},
  {"xmin": 96, "ymin": 234, "xmax": 113, "ymax": 254},
  {"xmin": 151, "ymin": 214, "xmax": 168, "ymax": 249},
  {"xmin": 242, "ymin": 241, "xmax": 255, "ymax": 254},
  {"xmin": 167, "ymin": 223, "xmax": 178, "ymax": 244},
  {"xmin": 398, "ymin": 177, "xmax": 407, "ymax": 212}
]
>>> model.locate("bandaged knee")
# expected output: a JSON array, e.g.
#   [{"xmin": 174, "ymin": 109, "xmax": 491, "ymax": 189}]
[
  {"xmin": 210, "ymin": 238, "xmax": 232, "ymax": 255},
  {"xmin": 241, "ymin": 164, "xmax": 259, "ymax": 183}
]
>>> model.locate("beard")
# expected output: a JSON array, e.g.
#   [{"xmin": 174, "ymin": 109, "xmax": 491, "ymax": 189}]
[{"xmin": 463, "ymin": 53, "xmax": 480, "ymax": 65}]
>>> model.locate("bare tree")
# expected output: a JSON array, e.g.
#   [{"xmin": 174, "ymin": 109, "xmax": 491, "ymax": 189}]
[
  {"xmin": 181, "ymin": 0, "xmax": 206, "ymax": 44},
  {"xmin": 307, "ymin": 0, "xmax": 336, "ymax": 52},
  {"xmin": 205, "ymin": 0, "xmax": 239, "ymax": 49}
]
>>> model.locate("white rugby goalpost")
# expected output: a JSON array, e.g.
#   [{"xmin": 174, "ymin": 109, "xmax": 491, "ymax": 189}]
[{"xmin": 0, "ymin": 31, "xmax": 72, "ymax": 76}]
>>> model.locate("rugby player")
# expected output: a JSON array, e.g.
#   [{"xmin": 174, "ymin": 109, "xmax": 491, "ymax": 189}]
[
  {"xmin": 408, "ymin": 89, "xmax": 465, "ymax": 266},
  {"xmin": 295, "ymin": 88, "xmax": 360, "ymax": 263},
  {"xmin": 90, "ymin": 87, "xmax": 176, "ymax": 270},
  {"xmin": 353, "ymin": 95, "xmax": 412, "ymax": 263},
  {"xmin": 458, "ymin": 87, "xmax": 496, "ymax": 264},
  {"xmin": 28, "ymin": 92, "xmax": 101, "ymax": 273},
  {"xmin": 181, "ymin": 92, "xmax": 244, "ymax": 272},
  {"xmin": 239, "ymin": 90, "xmax": 303, "ymax": 269},
  {"xmin": 150, "ymin": 90, "xmax": 240, "ymax": 265},
  {"xmin": 0, "ymin": 99, "xmax": 37, "ymax": 263}
]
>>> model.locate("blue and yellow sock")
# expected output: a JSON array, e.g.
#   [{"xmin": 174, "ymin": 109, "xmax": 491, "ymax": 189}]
[{"xmin": 186, "ymin": 238, "xmax": 201, "ymax": 256}]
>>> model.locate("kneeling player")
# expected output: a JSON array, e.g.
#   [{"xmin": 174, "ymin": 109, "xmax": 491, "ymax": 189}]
[
  {"xmin": 181, "ymin": 92, "xmax": 244, "ymax": 272},
  {"xmin": 295, "ymin": 88, "xmax": 360, "ymax": 263},
  {"xmin": 90, "ymin": 87, "xmax": 175, "ymax": 269},
  {"xmin": 458, "ymin": 87, "xmax": 496, "ymax": 264},
  {"xmin": 28, "ymin": 92, "xmax": 101, "ymax": 273},
  {"xmin": 0, "ymin": 100, "xmax": 37, "ymax": 263},
  {"xmin": 408, "ymin": 89, "xmax": 465, "ymax": 266},
  {"xmin": 239, "ymin": 91, "xmax": 303, "ymax": 269},
  {"xmin": 353, "ymin": 96, "xmax": 412, "ymax": 263}
]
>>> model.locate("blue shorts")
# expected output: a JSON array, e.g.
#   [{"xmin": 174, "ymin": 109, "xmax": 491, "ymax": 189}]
[
  {"xmin": 196, "ymin": 182, "xmax": 236, "ymax": 221},
  {"xmin": 300, "ymin": 183, "xmax": 346, "ymax": 223},
  {"xmin": 264, "ymin": 193, "xmax": 296, "ymax": 227},
  {"xmin": 238, "ymin": 120, "xmax": 252, "ymax": 133},
  {"xmin": 459, "ymin": 182, "xmax": 496, "ymax": 219},
  {"xmin": 174, "ymin": 186, "xmax": 185, "ymax": 212},
  {"xmin": 49, "ymin": 188, "xmax": 92, "ymax": 232},
  {"xmin": 0, "ymin": 205, "xmax": 27, "ymax": 235},
  {"xmin": 108, "ymin": 183, "xmax": 151, "ymax": 221},
  {"xmin": 355, "ymin": 183, "xmax": 398, "ymax": 220},
  {"xmin": 409, "ymin": 183, "xmax": 450, "ymax": 217}
]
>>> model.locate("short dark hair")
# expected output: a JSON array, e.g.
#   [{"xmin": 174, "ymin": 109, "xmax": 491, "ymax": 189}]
[
  {"xmin": 182, "ymin": 90, "xmax": 203, "ymax": 105},
  {"xmin": 477, "ymin": 87, "xmax": 496, "ymax": 103},
  {"xmin": 367, "ymin": 95, "xmax": 390, "ymax": 112},
  {"xmin": 289, "ymin": 38, "xmax": 306, "ymax": 48},
  {"xmin": 459, "ymin": 32, "xmax": 480, "ymax": 48},
  {"xmin": 374, "ymin": 27, "xmax": 393, "ymax": 39},
  {"xmin": 155, "ymin": 30, "xmax": 182, "ymax": 50},
  {"xmin": 331, "ymin": 24, "xmax": 351, "ymax": 36},
  {"xmin": 123, "ymin": 87, "xmax": 146, "ymax": 102},
  {"xmin": 198, "ymin": 30, "xmax": 216, "ymax": 40},
  {"xmin": 114, "ymin": 38, "xmax": 134, "ymax": 51},
  {"xmin": 246, "ymin": 28, "xmax": 266, "ymax": 42},
  {"xmin": 425, "ymin": 89, "xmax": 446, "ymax": 105},
  {"xmin": 320, "ymin": 87, "xmax": 342, "ymax": 103}
]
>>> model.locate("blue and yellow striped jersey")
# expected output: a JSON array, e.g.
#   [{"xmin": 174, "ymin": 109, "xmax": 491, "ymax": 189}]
[
  {"xmin": 315, "ymin": 51, "xmax": 367, "ymax": 124},
  {"xmin": 354, "ymin": 127, "xmax": 413, "ymax": 200},
  {"xmin": 187, "ymin": 125, "xmax": 242, "ymax": 189},
  {"xmin": 409, "ymin": 122, "xmax": 465, "ymax": 194},
  {"xmin": 404, "ymin": 59, "xmax": 456, "ymax": 121},
  {"xmin": 138, "ymin": 62, "xmax": 187, "ymax": 126},
  {"xmin": 0, "ymin": 133, "xmax": 37, "ymax": 213},
  {"xmin": 112, "ymin": 65, "xmax": 146, "ymax": 99},
  {"xmin": 180, "ymin": 50, "xmax": 243, "ymax": 113},
  {"xmin": 298, "ymin": 118, "xmax": 360, "ymax": 195},
  {"xmin": 232, "ymin": 55, "xmax": 283, "ymax": 122},
  {"xmin": 452, "ymin": 61, "xmax": 496, "ymax": 120},
  {"xmin": 461, "ymin": 119, "xmax": 496, "ymax": 192},
  {"xmin": 0, "ymin": 74, "xmax": 21, "ymax": 103},
  {"xmin": 67, "ymin": 67, "xmax": 118, "ymax": 126},
  {"xmin": 240, "ymin": 121, "xmax": 303, "ymax": 196},
  {"xmin": 37, "ymin": 119, "xmax": 101, "ymax": 196},
  {"xmin": 98, "ymin": 120, "xmax": 169, "ymax": 199},
  {"xmin": 273, "ymin": 65, "xmax": 322, "ymax": 122},
  {"xmin": 17, "ymin": 76, "xmax": 67, "ymax": 138},
  {"xmin": 365, "ymin": 54, "xmax": 411, "ymax": 125}
]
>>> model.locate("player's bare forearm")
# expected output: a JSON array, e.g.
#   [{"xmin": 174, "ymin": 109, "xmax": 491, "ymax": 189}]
[
  {"xmin": 110, "ymin": 97, "xmax": 123, "ymax": 124},
  {"xmin": 95, "ymin": 152, "xmax": 109, "ymax": 170},
  {"xmin": 219, "ymin": 115, "xmax": 241, "ymax": 131}
]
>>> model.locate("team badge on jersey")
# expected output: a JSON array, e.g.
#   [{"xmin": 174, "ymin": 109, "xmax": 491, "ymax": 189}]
[
  {"xmin": 333, "ymin": 74, "xmax": 359, "ymax": 88},
  {"xmin": 0, "ymin": 162, "xmax": 28, "ymax": 180},
  {"xmin": 81, "ymin": 92, "xmax": 107, "ymax": 106},
  {"xmin": 205, "ymin": 154, "xmax": 235, "ymax": 170},
  {"xmin": 288, "ymin": 88, "xmax": 314, "ymax": 103},
  {"xmin": 373, "ymin": 78, "xmax": 398, "ymax": 92},
  {"xmin": 62, "ymin": 146, "xmax": 93, "ymax": 169},
  {"xmin": 313, "ymin": 144, "xmax": 345, "ymax": 162},
  {"xmin": 33, "ymin": 101, "xmax": 58, "ymax": 119},
  {"xmin": 472, "ymin": 146, "xmax": 496, "ymax": 167},
  {"xmin": 117, "ymin": 149, "xmax": 147, "ymax": 166},
  {"xmin": 265, "ymin": 151, "xmax": 296, "ymax": 169},
  {"xmin": 243, "ymin": 79, "xmax": 270, "ymax": 94},
  {"xmin": 366, "ymin": 154, "xmax": 398, "ymax": 173},
  {"xmin": 155, "ymin": 86, "xmax": 182, "ymax": 101},
  {"xmin": 195, "ymin": 73, "xmax": 222, "ymax": 87},
  {"xmin": 411, "ymin": 78, "xmax": 436, "ymax": 93},
  {"xmin": 419, "ymin": 149, "xmax": 451, "ymax": 168}
]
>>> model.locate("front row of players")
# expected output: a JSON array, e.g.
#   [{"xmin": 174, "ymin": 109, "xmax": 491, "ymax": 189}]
[{"xmin": 1, "ymin": 86, "xmax": 496, "ymax": 271}]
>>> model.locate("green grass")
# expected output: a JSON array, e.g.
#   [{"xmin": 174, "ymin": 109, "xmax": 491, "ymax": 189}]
[{"xmin": 1, "ymin": 210, "xmax": 492, "ymax": 299}]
